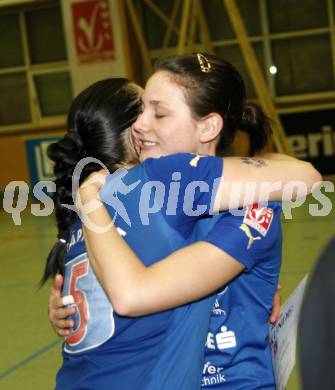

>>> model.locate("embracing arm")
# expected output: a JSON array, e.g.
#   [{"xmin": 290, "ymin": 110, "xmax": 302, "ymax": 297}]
[
  {"xmin": 80, "ymin": 184, "xmax": 243, "ymax": 317},
  {"xmin": 48, "ymin": 274, "xmax": 76, "ymax": 336},
  {"xmin": 80, "ymin": 154, "xmax": 318, "ymax": 316},
  {"xmin": 86, "ymin": 234, "xmax": 242, "ymax": 317},
  {"xmin": 213, "ymin": 154, "xmax": 321, "ymax": 211}
]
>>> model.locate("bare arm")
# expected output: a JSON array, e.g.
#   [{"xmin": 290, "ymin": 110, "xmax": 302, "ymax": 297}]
[
  {"xmin": 213, "ymin": 155, "xmax": 321, "ymax": 211},
  {"xmin": 80, "ymin": 183, "xmax": 243, "ymax": 317},
  {"xmin": 49, "ymin": 153, "xmax": 306, "ymax": 331},
  {"xmin": 79, "ymin": 153, "xmax": 320, "ymax": 316}
]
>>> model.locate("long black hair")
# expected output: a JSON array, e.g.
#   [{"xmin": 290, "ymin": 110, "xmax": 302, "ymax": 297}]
[
  {"xmin": 155, "ymin": 53, "xmax": 271, "ymax": 156},
  {"xmin": 40, "ymin": 78, "xmax": 142, "ymax": 285}
]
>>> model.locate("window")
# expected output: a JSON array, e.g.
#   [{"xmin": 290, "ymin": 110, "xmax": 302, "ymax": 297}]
[
  {"xmin": 137, "ymin": 0, "xmax": 335, "ymax": 105},
  {"xmin": 267, "ymin": 0, "xmax": 328, "ymax": 33},
  {"xmin": 0, "ymin": 2, "xmax": 72, "ymax": 131},
  {"xmin": 272, "ymin": 34, "xmax": 334, "ymax": 95}
]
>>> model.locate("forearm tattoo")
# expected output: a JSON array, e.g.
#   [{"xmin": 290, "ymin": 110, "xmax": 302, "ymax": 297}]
[{"xmin": 240, "ymin": 157, "xmax": 267, "ymax": 168}]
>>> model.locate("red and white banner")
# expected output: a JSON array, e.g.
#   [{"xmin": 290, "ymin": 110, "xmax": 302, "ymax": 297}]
[
  {"xmin": 61, "ymin": 0, "xmax": 131, "ymax": 95},
  {"xmin": 71, "ymin": 0, "xmax": 115, "ymax": 64}
]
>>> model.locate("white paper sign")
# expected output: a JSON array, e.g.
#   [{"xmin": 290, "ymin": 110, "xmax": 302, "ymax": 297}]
[{"xmin": 269, "ymin": 275, "xmax": 308, "ymax": 390}]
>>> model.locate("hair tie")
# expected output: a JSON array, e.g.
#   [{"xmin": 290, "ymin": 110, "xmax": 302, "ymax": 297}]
[
  {"xmin": 57, "ymin": 230, "xmax": 68, "ymax": 243},
  {"xmin": 197, "ymin": 53, "xmax": 212, "ymax": 73}
]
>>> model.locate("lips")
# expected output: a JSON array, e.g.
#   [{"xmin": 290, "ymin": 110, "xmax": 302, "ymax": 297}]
[{"xmin": 136, "ymin": 138, "xmax": 159, "ymax": 149}]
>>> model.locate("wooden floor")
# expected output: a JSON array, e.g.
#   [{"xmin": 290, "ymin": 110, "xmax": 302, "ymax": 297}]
[{"xmin": 0, "ymin": 193, "xmax": 334, "ymax": 389}]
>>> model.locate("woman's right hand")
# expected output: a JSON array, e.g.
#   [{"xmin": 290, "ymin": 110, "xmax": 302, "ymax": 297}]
[{"xmin": 48, "ymin": 274, "xmax": 76, "ymax": 337}]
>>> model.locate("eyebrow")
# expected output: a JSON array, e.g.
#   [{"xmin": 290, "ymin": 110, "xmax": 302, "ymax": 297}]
[{"xmin": 148, "ymin": 100, "xmax": 170, "ymax": 108}]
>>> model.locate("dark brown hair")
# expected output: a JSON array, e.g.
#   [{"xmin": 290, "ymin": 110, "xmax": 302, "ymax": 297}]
[{"xmin": 155, "ymin": 53, "xmax": 271, "ymax": 156}]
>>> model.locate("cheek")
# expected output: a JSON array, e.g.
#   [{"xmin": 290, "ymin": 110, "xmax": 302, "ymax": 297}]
[
  {"xmin": 162, "ymin": 121, "xmax": 196, "ymax": 143},
  {"xmin": 154, "ymin": 117, "xmax": 199, "ymax": 154},
  {"xmin": 173, "ymin": 127, "xmax": 198, "ymax": 148}
]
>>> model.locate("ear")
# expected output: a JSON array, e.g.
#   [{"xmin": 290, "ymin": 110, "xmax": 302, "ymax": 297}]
[{"xmin": 197, "ymin": 113, "xmax": 223, "ymax": 143}]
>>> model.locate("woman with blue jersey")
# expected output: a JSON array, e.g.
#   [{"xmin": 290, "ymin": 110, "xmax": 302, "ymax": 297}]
[
  {"xmin": 46, "ymin": 54, "xmax": 320, "ymax": 389},
  {"xmin": 76, "ymin": 56, "xmax": 303, "ymax": 390}
]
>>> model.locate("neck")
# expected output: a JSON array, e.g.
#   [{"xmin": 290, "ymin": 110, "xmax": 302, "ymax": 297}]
[{"xmin": 197, "ymin": 142, "xmax": 217, "ymax": 156}]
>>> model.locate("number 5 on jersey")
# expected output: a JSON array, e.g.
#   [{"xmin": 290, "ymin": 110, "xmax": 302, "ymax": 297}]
[{"xmin": 63, "ymin": 253, "xmax": 115, "ymax": 354}]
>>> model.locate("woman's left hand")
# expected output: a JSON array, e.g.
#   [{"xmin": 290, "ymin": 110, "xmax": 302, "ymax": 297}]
[
  {"xmin": 76, "ymin": 169, "xmax": 108, "ymax": 209},
  {"xmin": 269, "ymin": 287, "xmax": 281, "ymax": 324},
  {"xmin": 80, "ymin": 169, "xmax": 108, "ymax": 196}
]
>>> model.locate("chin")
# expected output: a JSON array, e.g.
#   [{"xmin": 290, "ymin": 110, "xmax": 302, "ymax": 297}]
[{"xmin": 140, "ymin": 149, "xmax": 164, "ymax": 161}]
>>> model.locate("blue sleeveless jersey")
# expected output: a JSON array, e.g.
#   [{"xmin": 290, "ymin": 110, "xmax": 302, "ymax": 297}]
[
  {"xmin": 56, "ymin": 153, "xmax": 223, "ymax": 390},
  {"xmin": 200, "ymin": 203, "xmax": 282, "ymax": 389}
]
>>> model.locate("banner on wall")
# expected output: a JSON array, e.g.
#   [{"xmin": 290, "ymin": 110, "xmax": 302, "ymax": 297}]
[
  {"xmin": 62, "ymin": 0, "xmax": 130, "ymax": 95},
  {"xmin": 26, "ymin": 137, "xmax": 61, "ymax": 188},
  {"xmin": 71, "ymin": 0, "xmax": 115, "ymax": 64},
  {"xmin": 281, "ymin": 108, "xmax": 335, "ymax": 177}
]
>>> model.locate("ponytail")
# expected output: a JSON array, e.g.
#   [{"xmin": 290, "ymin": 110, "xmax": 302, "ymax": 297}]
[
  {"xmin": 240, "ymin": 102, "xmax": 272, "ymax": 156},
  {"xmin": 40, "ymin": 239, "xmax": 67, "ymax": 286},
  {"xmin": 39, "ymin": 134, "xmax": 84, "ymax": 286},
  {"xmin": 40, "ymin": 78, "xmax": 142, "ymax": 286}
]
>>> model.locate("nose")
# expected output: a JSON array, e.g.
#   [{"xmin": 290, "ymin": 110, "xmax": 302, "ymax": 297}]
[{"xmin": 132, "ymin": 112, "xmax": 149, "ymax": 139}]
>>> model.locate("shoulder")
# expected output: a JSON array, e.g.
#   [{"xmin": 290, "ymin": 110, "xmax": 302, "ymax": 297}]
[
  {"xmin": 143, "ymin": 153, "xmax": 222, "ymax": 180},
  {"xmin": 143, "ymin": 153, "xmax": 204, "ymax": 167}
]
